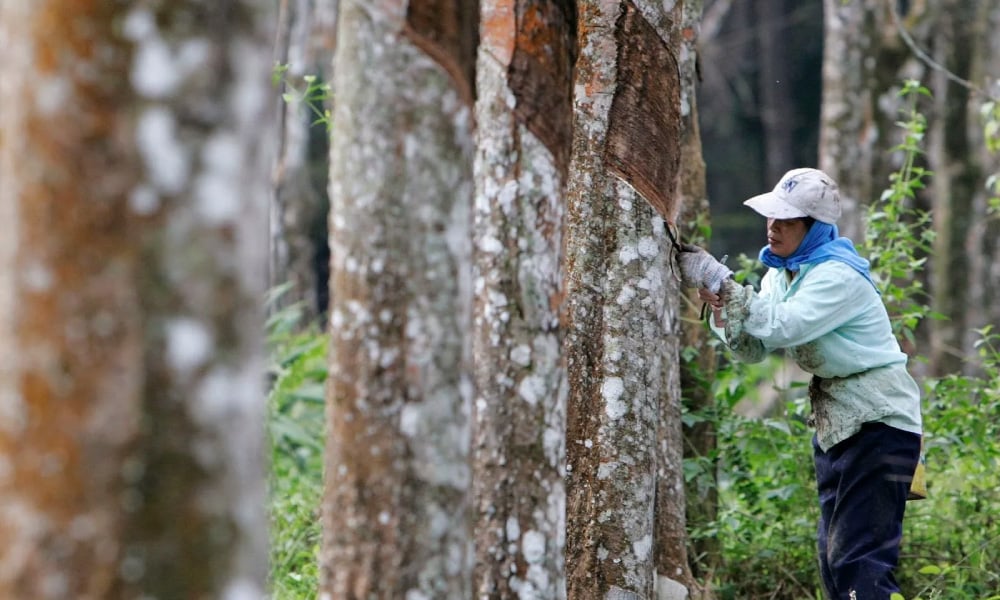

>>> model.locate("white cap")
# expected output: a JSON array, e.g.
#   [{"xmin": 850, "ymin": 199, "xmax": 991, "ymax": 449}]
[{"xmin": 743, "ymin": 168, "xmax": 841, "ymax": 224}]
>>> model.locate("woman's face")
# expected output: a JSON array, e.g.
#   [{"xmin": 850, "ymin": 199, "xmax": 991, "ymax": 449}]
[{"xmin": 767, "ymin": 218, "xmax": 809, "ymax": 257}]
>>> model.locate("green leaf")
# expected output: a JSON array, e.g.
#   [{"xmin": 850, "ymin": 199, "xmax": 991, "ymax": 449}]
[{"xmin": 918, "ymin": 564, "xmax": 942, "ymax": 575}]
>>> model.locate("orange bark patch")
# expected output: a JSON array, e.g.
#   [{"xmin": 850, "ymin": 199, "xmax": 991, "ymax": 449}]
[
  {"xmin": 604, "ymin": 1, "xmax": 682, "ymax": 223},
  {"xmin": 0, "ymin": 2, "xmax": 141, "ymax": 595},
  {"xmin": 509, "ymin": 0, "xmax": 577, "ymax": 172},
  {"xmin": 480, "ymin": 0, "xmax": 516, "ymax": 65}
]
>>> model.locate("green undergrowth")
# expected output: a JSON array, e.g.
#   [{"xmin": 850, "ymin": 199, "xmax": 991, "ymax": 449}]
[{"xmin": 266, "ymin": 288, "xmax": 327, "ymax": 599}]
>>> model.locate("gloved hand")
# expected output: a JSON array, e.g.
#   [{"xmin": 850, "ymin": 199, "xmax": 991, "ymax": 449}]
[{"xmin": 678, "ymin": 243, "xmax": 733, "ymax": 293}]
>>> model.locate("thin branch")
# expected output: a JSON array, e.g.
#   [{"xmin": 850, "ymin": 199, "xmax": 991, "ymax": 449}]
[
  {"xmin": 888, "ymin": 0, "xmax": 997, "ymax": 101},
  {"xmin": 700, "ymin": 0, "xmax": 733, "ymax": 43}
]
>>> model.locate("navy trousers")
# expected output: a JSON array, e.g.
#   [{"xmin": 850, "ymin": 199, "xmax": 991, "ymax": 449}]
[{"xmin": 813, "ymin": 422, "xmax": 921, "ymax": 599}]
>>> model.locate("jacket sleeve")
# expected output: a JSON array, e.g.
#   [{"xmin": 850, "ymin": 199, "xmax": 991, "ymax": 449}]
[
  {"xmin": 710, "ymin": 278, "xmax": 768, "ymax": 363},
  {"xmin": 736, "ymin": 262, "xmax": 871, "ymax": 349}
]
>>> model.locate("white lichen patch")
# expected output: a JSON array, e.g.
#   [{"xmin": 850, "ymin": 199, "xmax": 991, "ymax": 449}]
[
  {"xmin": 543, "ymin": 426, "xmax": 562, "ymax": 468},
  {"xmin": 616, "ymin": 285, "xmax": 637, "ymax": 306},
  {"xmin": 521, "ymin": 530, "xmax": 546, "ymax": 564},
  {"xmin": 399, "ymin": 403, "xmax": 420, "ymax": 437},
  {"xmin": 21, "ymin": 261, "xmax": 53, "ymax": 292},
  {"xmin": 192, "ymin": 366, "xmax": 259, "ymax": 427},
  {"xmin": 510, "ymin": 344, "xmax": 532, "ymax": 366},
  {"xmin": 505, "ymin": 516, "xmax": 520, "ymax": 542},
  {"xmin": 194, "ymin": 133, "xmax": 243, "ymax": 225},
  {"xmin": 517, "ymin": 374, "xmax": 546, "ymax": 406},
  {"xmin": 129, "ymin": 184, "xmax": 160, "ymax": 215},
  {"xmin": 618, "ymin": 244, "xmax": 639, "ymax": 265},
  {"xmin": 165, "ymin": 318, "xmax": 213, "ymax": 375},
  {"xmin": 137, "ymin": 107, "xmax": 189, "ymax": 194},
  {"xmin": 601, "ymin": 377, "xmax": 627, "ymax": 419},
  {"xmin": 633, "ymin": 534, "xmax": 652, "ymax": 561},
  {"xmin": 35, "ymin": 77, "xmax": 70, "ymax": 116},
  {"xmin": 597, "ymin": 461, "xmax": 617, "ymax": 480},
  {"xmin": 637, "ymin": 236, "xmax": 659, "ymax": 258},
  {"xmin": 125, "ymin": 7, "xmax": 210, "ymax": 99},
  {"xmin": 655, "ymin": 574, "xmax": 689, "ymax": 600}
]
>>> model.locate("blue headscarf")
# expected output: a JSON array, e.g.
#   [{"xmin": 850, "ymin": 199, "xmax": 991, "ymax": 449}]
[{"xmin": 759, "ymin": 221, "xmax": 879, "ymax": 291}]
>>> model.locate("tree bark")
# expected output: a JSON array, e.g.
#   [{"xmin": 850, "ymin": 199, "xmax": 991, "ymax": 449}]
[
  {"xmin": 564, "ymin": 1, "xmax": 685, "ymax": 598},
  {"xmin": 0, "ymin": 2, "xmax": 274, "ymax": 598},
  {"xmin": 756, "ymin": 0, "xmax": 797, "ymax": 185},
  {"xmin": 471, "ymin": 1, "xmax": 575, "ymax": 597},
  {"xmin": 319, "ymin": 0, "xmax": 476, "ymax": 597},
  {"xmin": 927, "ymin": 0, "xmax": 1000, "ymax": 376},
  {"xmin": 819, "ymin": 0, "xmax": 914, "ymax": 241}
]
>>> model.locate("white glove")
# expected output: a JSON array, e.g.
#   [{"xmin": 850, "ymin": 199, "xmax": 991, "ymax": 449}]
[{"xmin": 678, "ymin": 244, "xmax": 733, "ymax": 293}]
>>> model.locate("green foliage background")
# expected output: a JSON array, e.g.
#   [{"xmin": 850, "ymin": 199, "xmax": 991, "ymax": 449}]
[{"xmin": 266, "ymin": 287, "xmax": 326, "ymax": 600}]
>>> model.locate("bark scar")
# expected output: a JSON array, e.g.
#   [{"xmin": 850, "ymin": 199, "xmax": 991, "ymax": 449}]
[{"xmin": 605, "ymin": 1, "xmax": 682, "ymax": 223}]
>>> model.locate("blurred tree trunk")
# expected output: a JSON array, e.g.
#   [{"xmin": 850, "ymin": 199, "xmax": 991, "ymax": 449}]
[
  {"xmin": 564, "ymin": 1, "xmax": 685, "ymax": 597},
  {"xmin": 819, "ymin": 0, "xmax": 914, "ymax": 241},
  {"xmin": 319, "ymin": 0, "xmax": 476, "ymax": 597},
  {"xmin": 471, "ymin": 1, "xmax": 574, "ymax": 597},
  {"xmin": 969, "ymin": 5, "xmax": 1000, "ymax": 361},
  {"xmin": 671, "ymin": 0, "xmax": 720, "ymax": 591},
  {"xmin": 0, "ymin": 2, "xmax": 273, "ymax": 598},
  {"xmin": 271, "ymin": 0, "xmax": 337, "ymax": 324},
  {"xmin": 927, "ymin": 0, "xmax": 1000, "ymax": 376},
  {"xmin": 756, "ymin": 0, "xmax": 796, "ymax": 185}
]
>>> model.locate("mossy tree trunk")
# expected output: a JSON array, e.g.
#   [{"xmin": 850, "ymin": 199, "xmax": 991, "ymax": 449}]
[
  {"xmin": 564, "ymin": 1, "xmax": 687, "ymax": 597},
  {"xmin": 319, "ymin": 0, "xmax": 477, "ymax": 597},
  {"xmin": 471, "ymin": 1, "xmax": 575, "ymax": 597},
  {"xmin": 0, "ymin": 2, "xmax": 274, "ymax": 598}
]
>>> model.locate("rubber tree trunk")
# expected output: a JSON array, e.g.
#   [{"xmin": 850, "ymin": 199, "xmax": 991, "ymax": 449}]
[
  {"xmin": 564, "ymin": 1, "xmax": 686, "ymax": 597},
  {"xmin": 319, "ymin": 0, "xmax": 477, "ymax": 597},
  {"xmin": 471, "ymin": 1, "xmax": 575, "ymax": 597},
  {"xmin": 0, "ymin": 2, "xmax": 274, "ymax": 598}
]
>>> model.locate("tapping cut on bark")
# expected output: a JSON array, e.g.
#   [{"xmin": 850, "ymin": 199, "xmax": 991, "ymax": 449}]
[
  {"xmin": 605, "ymin": 1, "xmax": 683, "ymax": 224},
  {"xmin": 509, "ymin": 1, "xmax": 578, "ymax": 172},
  {"xmin": 405, "ymin": 0, "xmax": 480, "ymax": 105}
]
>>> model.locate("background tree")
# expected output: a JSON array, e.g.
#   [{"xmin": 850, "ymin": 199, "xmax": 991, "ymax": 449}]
[
  {"xmin": 319, "ymin": 0, "xmax": 476, "ymax": 597},
  {"xmin": 0, "ymin": 2, "xmax": 274, "ymax": 598},
  {"xmin": 670, "ymin": 0, "xmax": 722, "ymax": 590},
  {"xmin": 564, "ymin": 1, "xmax": 689, "ymax": 597},
  {"xmin": 697, "ymin": 0, "xmax": 823, "ymax": 257},
  {"xmin": 819, "ymin": 0, "xmax": 919, "ymax": 244},
  {"xmin": 471, "ymin": 1, "xmax": 575, "ymax": 597},
  {"xmin": 926, "ymin": 0, "xmax": 1000, "ymax": 376},
  {"xmin": 270, "ymin": 0, "xmax": 339, "ymax": 324}
]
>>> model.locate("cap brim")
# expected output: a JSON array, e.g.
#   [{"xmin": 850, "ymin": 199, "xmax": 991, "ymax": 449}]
[{"xmin": 743, "ymin": 193, "xmax": 809, "ymax": 219}]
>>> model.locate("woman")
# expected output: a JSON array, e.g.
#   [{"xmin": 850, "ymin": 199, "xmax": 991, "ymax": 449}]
[{"xmin": 678, "ymin": 168, "xmax": 923, "ymax": 600}]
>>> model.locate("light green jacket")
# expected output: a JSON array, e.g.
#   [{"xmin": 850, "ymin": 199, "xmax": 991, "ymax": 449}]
[{"xmin": 711, "ymin": 261, "xmax": 922, "ymax": 451}]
